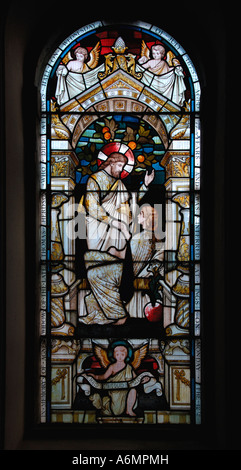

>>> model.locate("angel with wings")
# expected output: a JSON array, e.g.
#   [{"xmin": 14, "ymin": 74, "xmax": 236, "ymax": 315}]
[
  {"xmin": 138, "ymin": 42, "xmax": 174, "ymax": 75},
  {"xmin": 138, "ymin": 41, "xmax": 186, "ymax": 106},
  {"xmin": 55, "ymin": 42, "xmax": 102, "ymax": 105},
  {"xmin": 78, "ymin": 340, "xmax": 162, "ymax": 417}
]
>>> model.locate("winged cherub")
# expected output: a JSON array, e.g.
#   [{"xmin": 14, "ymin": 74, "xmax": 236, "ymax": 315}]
[
  {"xmin": 55, "ymin": 42, "xmax": 101, "ymax": 104},
  {"xmin": 62, "ymin": 43, "xmax": 100, "ymax": 73},
  {"xmin": 138, "ymin": 40, "xmax": 186, "ymax": 106},
  {"xmin": 138, "ymin": 40, "xmax": 180, "ymax": 74},
  {"xmin": 80, "ymin": 340, "xmax": 160, "ymax": 417}
]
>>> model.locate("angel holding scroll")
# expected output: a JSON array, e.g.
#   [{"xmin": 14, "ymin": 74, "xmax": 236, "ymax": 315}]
[
  {"xmin": 55, "ymin": 42, "xmax": 102, "ymax": 104},
  {"xmin": 78, "ymin": 340, "xmax": 162, "ymax": 417},
  {"xmin": 138, "ymin": 41, "xmax": 186, "ymax": 106}
]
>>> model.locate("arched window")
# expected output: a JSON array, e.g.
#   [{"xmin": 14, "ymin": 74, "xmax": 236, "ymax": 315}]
[{"xmin": 39, "ymin": 21, "xmax": 201, "ymax": 426}]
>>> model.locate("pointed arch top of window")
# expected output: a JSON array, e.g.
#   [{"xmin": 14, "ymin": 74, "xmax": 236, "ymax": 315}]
[{"xmin": 40, "ymin": 20, "xmax": 201, "ymax": 113}]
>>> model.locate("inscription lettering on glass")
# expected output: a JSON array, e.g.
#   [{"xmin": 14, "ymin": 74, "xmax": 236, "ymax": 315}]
[{"xmin": 39, "ymin": 21, "xmax": 201, "ymax": 425}]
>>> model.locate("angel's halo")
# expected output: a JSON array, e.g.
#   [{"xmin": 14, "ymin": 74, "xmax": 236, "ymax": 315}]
[{"xmin": 107, "ymin": 339, "xmax": 134, "ymax": 363}]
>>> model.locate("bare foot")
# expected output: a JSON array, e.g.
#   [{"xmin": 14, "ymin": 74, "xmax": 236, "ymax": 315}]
[
  {"xmin": 126, "ymin": 410, "xmax": 136, "ymax": 416},
  {"xmin": 114, "ymin": 317, "xmax": 127, "ymax": 325}
]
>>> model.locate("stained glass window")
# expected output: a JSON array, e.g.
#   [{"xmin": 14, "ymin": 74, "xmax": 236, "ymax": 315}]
[{"xmin": 39, "ymin": 21, "xmax": 201, "ymax": 426}]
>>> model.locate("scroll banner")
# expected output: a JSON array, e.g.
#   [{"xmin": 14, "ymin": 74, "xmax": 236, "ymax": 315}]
[{"xmin": 77, "ymin": 372, "xmax": 162, "ymax": 396}]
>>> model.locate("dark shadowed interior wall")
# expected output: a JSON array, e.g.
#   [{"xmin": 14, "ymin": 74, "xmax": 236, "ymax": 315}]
[{"xmin": 1, "ymin": 1, "xmax": 233, "ymax": 451}]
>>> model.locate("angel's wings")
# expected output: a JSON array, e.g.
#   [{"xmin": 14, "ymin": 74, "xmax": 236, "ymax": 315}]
[
  {"xmin": 141, "ymin": 40, "xmax": 179, "ymax": 67},
  {"xmin": 131, "ymin": 343, "xmax": 148, "ymax": 369},
  {"xmin": 93, "ymin": 341, "xmax": 148, "ymax": 370},
  {"xmin": 93, "ymin": 343, "xmax": 111, "ymax": 368},
  {"xmin": 61, "ymin": 42, "xmax": 100, "ymax": 69},
  {"xmin": 166, "ymin": 50, "xmax": 180, "ymax": 67},
  {"xmin": 87, "ymin": 41, "xmax": 101, "ymax": 69},
  {"xmin": 62, "ymin": 51, "xmax": 72, "ymax": 65},
  {"xmin": 140, "ymin": 40, "xmax": 150, "ymax": 59}
]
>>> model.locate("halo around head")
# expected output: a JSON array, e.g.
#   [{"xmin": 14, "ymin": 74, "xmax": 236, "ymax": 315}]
[
  {"xmin": 107, "ymin": 340, "xmax": 133, "ymax": 363},
  {"xmin": 97, "ymin": 142, "xmax": 135, "ymax": 179}
]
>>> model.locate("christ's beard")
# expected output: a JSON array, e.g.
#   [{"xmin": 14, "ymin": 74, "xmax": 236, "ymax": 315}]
[{"xmin": 111, "ymin": 170, "xmax": 122, "ymax": 178}]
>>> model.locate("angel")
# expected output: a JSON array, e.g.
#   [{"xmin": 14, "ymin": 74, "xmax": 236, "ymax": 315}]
[
  {"xmin": 55, "ymin": 42, "xmax": 101, "ymax": 105},
  {"xmin": 138, "ymin": 42, "xmax": 174, "ymax": 75},
  {"xmin": 138, "ymin": 41, "xmax": 186, "ymax": 106},
  {"xmin": 78, "ymin": 340, "xmax": 162, "ymax": 417}
]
